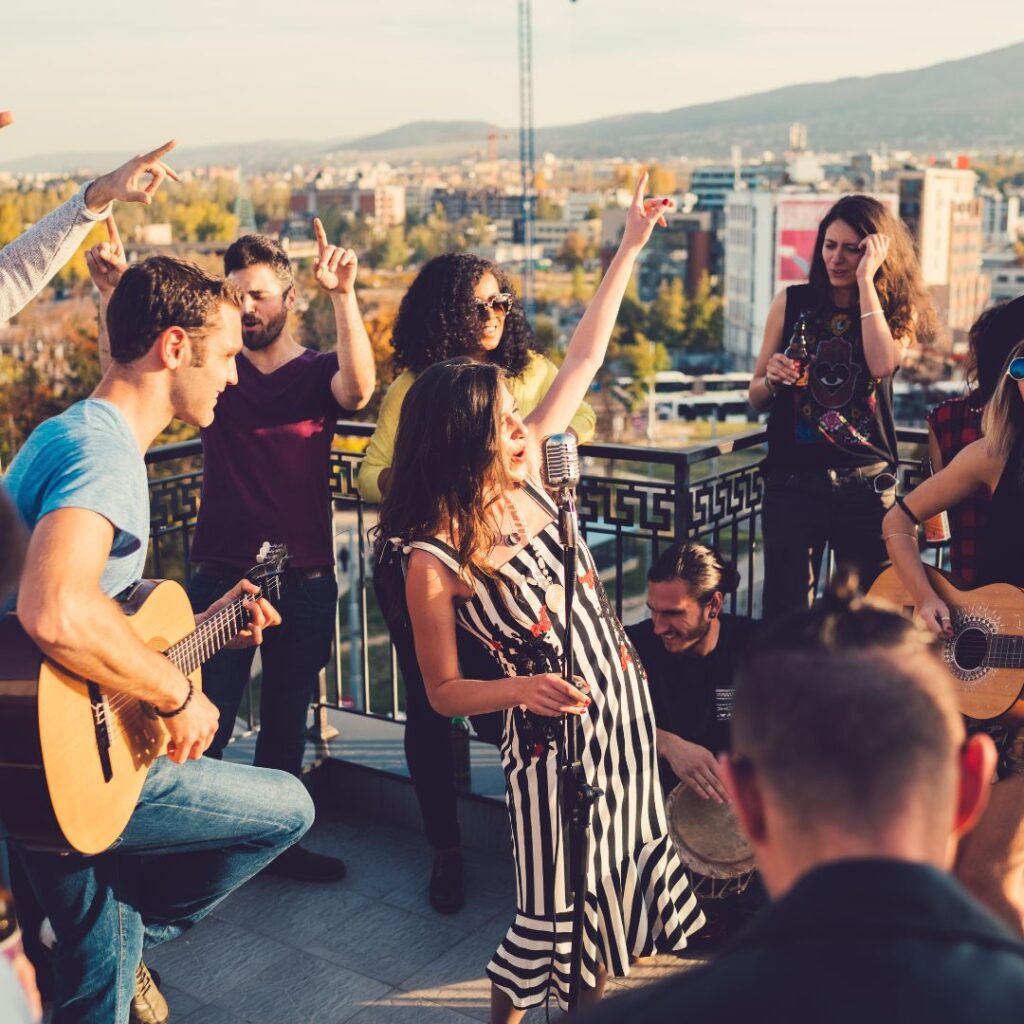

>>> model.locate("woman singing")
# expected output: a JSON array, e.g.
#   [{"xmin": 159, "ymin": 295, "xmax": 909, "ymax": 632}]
[
  {"xmin": 748, "ymin": 194, "xmax": 935, "ymax": 619},
  {"xmin": 378, "ymin": 175, "xmax": 704, "ymax": 1020}
]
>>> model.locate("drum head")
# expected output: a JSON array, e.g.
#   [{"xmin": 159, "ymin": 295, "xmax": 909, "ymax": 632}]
[{"xmin": 665, "ymin": 782, "xmax": 756, "ymax": 881}]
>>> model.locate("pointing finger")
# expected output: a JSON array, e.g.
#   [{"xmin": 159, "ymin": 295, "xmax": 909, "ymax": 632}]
[
  {"xmin": 105, "ymin": 214, "xmax": 123, "ymax": 254},
  {"xmin": 631, "ymin": 169, "xmax": 649, "ymax": 208},
  {"xmin": 141, "ymin": 139, "xmax": 177, "ymax": 163},
  {"xmin": 0, "ymin": 112, "xmax": 13, "ymax": 129},
  {"xmin": 157, "ymin": 160, "xmax": 180, "ymax": 183},
  {"xmin": 313, "ymin": 218, "xmax": 328, "ymax": 251}
]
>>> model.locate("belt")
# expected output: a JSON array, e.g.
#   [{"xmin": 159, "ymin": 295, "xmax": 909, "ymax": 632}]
[
  {"xmin": 827, "ymin": 462, "xmax": 898, "ymax": 493},
  {"xmin": 194, "ymin": 561, "xmax": 334, "ymax": 581}
]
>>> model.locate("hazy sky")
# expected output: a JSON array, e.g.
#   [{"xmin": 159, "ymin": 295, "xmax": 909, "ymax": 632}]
[{"xmin": 2, "ymin": 1, "xmax": 1020, "ymax": 161}]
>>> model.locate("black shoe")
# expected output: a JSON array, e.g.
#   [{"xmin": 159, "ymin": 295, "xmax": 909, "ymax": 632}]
[
  {"xmin": 429, "ymin": 849, "xmax": 464, "ymax": 915},
  {"xmin": 264, "ymin": 844, "xmax": 347, "ymax": 882}
]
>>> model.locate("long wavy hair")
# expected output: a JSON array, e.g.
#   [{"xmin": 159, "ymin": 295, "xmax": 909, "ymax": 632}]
[
  {"xmin": 390, "ymin": 253, "xmax": 533, "ymax": 376},
  {"xmin": 982, "ymin": 338, "xmax": 1024, "ymax": 465},
  {"xmin": 377, "ymin": 358, "xmax": 510, "ymax": 578},
  {"xmin": 807, "ymin": 195, "xmax": 936, "ymax": 345},
  {"xmin": 965, "ymin": 296, "xmax": 1024, "ymax": 408}
]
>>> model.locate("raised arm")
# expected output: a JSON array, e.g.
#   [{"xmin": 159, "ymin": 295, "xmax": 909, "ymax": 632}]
[
  {"xmin": 857, "ymin": 233, "xmax": 905, "ymax": 378},
  {"xmin": 312, "ymin": 218, "xmax": 376, "ymax": 411},
  {"xmin": 85, "ymin": 216, "xmax": 127, "ymax": 374},
  {"xmin": 405, "ymin": 549, "xmax": 589, "ymax": 719},
  {"xmin": 0, "ymin": 140, "xmax": 177, "ymax": 323},
  {"xmin": 882, "ymin": 439, "xmax": 1000, "ymax": 635},
  {"xmin": 525, "ymin": 172, "xmax": 672, "ymax": 440}
]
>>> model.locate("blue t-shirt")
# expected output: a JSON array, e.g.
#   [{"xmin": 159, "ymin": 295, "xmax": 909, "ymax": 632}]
[{"xmin": 3, "ymin": 399, "xmax": 149, "ymax": 600}]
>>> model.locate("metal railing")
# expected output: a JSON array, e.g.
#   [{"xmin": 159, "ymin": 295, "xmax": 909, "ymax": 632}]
[{"xmin": 144, "ymin": 421, "xmax": 937, "ymax": 734}]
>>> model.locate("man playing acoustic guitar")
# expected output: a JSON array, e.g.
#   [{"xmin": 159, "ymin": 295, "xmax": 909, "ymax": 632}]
[{"xmin": 2, "ymin": 256, "xmax": 314, "ymax": 1024}]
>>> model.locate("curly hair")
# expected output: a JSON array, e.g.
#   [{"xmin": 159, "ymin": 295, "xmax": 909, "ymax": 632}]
[
  {"xmin": 390, "ymin": 253, "xmax": 533, "ymax": 376},
  {"xmin": 807, "ymin": 195, "xmax": 937, "ymax": 346},
  {"xmin": 964, "ymin": 295, "xmax": 1024, "ymax": 407}
]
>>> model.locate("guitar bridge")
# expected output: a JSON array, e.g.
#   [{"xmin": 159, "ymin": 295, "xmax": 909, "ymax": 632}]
[{"xmin": 87, "ymin": 682, "xmax": 114, "ymax": 783}]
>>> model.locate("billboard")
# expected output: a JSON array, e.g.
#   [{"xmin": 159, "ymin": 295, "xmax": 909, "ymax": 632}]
[{"xmin": 774, "ymin": 193, "xmax": 899, "ymax": 288}]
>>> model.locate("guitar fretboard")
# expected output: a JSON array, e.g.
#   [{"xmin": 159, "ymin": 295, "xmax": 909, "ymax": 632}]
[
  {"xmin": 978, "ymin": 634, "xmax": 1024, "ymax": 669},
  {"xmin": 164, "ymin": 592, "xmax": 263, "ymax": 676}
]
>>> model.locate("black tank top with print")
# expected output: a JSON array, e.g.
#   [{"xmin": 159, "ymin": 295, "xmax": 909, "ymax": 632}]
[{"xmin": 765, "ymin": 284, "xmax": 898, "ymax": 471}]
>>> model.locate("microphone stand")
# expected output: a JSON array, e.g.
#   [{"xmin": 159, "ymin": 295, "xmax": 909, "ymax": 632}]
[{"xmin": 553, "ymin": 484, "xmax": 602, "ymax": 1012}]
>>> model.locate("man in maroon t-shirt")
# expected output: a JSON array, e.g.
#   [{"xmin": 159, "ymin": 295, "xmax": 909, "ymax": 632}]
[{"xmin": 187, "ymin": 226, "xmax": 375, "ymax": 882}]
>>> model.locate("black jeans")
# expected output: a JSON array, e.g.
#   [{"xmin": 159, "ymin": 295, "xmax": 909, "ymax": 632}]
[
  {"xmin": 372, "ymin": 557, "xmax": 501, "ymax": 851},
  {"xmin": 188, "ymin": 569, "xmax": 338, "ymax": 776},
  {"xmin": 761, "ymin": 465, "xmax": 896, "ymax": 622}
]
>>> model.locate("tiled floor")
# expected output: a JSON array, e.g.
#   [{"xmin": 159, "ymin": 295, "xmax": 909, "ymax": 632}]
[{"xmin": 146, "ymin": 808, "xmax": 704, "ymax": 1023}]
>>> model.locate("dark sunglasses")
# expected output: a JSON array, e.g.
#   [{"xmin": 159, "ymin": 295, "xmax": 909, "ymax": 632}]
[
  {"xmin": 475, "ymin": 293, "xmax": 513, "ymax": 320},
  {"xmin": 1007, "ymin": 357, "xmax": 1024, "ymax": 381}
]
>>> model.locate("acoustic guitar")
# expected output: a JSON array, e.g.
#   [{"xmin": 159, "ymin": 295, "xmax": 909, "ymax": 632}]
[
  {"xmin": 868, "ymin": 564, "xmax": 1024, "ymax": 722},
  {"xmin": 0, "ymin": 543, "xmax": 288, "ymax": 854}
]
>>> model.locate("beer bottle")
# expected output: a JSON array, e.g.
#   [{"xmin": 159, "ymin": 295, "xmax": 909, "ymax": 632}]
[
  {"xmin": 451, "ymin": 717, "xmax": 471, "ymax": 793},
  {"xmin": 783, "ymin": 314, "xmax": 811, "ymax": 388},
  {"xmin": 920, "ymin": 458, "xmax": 952, "ymax": 544}
]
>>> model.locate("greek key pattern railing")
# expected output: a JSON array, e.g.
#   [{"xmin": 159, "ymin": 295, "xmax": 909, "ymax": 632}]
[{"xmin": 143, "ymin": 423, "xmax": 935, "ymax": 731}]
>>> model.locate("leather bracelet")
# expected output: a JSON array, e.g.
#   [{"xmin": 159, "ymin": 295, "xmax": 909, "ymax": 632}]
[
  {"xmin": 763, "ymin": 374, "xmax": 777, "ymax": 397},
  {"xmin": 894, "ymin": 494, "xmax": 921, "ymax": 525},
  {"xmin": 151, "ymin": 678, "xmax": 194, "ymax": 719}
]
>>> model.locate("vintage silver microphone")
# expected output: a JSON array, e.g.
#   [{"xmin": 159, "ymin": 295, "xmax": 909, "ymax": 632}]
[{"xmin": 541, "ymin": 432, "xmax": 580, "ymax": 502}]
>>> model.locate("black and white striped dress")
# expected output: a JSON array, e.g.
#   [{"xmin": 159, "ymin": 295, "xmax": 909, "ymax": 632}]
[{"xmin": 409, "ymin": 481, "xmax": 704, "ymax": 1010}]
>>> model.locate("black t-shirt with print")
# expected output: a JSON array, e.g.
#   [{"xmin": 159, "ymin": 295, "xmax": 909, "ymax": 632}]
[{"xmin": 627, "ymin": 613, "xmax": 758, "ymax": 791}]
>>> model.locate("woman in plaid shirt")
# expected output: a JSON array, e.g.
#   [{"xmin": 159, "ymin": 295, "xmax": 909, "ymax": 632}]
[{"xmin": 926, "ymin": 297, "xmax": 1024, "ymax": 585}]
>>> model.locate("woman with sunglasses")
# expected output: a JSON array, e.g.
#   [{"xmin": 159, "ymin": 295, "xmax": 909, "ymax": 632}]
[
  {"xmin": 882, "ymin": 339, "xmax": 1024, "ymax": 936},
  {"xmin": 358, "ymin": 254, "xmax": 596, "ymax": 916},
  {"xmin": 748, "ymin": 194, "xmax": 935, "ymax": 619},
  {"xmin": 378, "ymin": 175, "xmax": 704, "ymax": 1020},
  {"xmin": 925, "ymin": 297, "xmax": 1024, "ymax": 586}
]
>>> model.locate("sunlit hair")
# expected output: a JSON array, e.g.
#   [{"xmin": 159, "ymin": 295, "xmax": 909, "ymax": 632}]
[
  {"xmin": 733, "ymin": 569, "xmax": 961, "ymax": 833},
  {"xmin": 377, "ymin": 358, "xmax": 512, "ymax": 579},
  {"xmin": 390, "ymin": 253, "xmax": 533, "ymax": 376},
  {"xmin": 647, "ymin": 541, "xmax": 740, "ymax": 605},
  {"xmin": 807, "ymin": 195, "xmax": 936, "ymax": 346},
  {"xmin": 223, "ymin": 234, "xmax": 294, "ymax": 291},
  {"xmin": 981, "ymin": 338, "xmax": 1024, "ymax": 463},
  {"xmin": 965, "ymin": 296, "xmax": 1024, "ymax": 408}
]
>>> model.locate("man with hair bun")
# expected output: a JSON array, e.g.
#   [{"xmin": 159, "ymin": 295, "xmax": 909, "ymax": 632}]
[{"xmin": 584, "ymin": 575, "xmax": 1024, "ymax": 1024}]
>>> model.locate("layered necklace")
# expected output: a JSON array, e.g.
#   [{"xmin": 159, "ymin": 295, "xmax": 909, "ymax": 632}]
[{"xmin": 502, "ymin": 494, "xmax": 565, "ymax": 615}]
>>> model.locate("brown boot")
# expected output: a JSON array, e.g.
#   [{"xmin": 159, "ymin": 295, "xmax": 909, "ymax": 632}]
[{"xmin": 130, "ymin": 961, "xmax": 169, "ymax": 1024}]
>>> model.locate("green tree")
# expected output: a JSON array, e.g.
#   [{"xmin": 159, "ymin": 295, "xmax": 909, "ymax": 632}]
[
  {"xmin": 570, "ymin": 266, "xmax": 590, "ymax": 303},
  {"xmin": 557, "ymin": 232, "xmax": 589, "ymax": 270},
  {"xmin": 619, "ymin": 331, "xmax": 670, "ymax": 412},
  {"xmin": 648, "ymin": 164, "xmax": 677, "ymax": 197},
  {"xmin": 369, "ymin": 226, "xmax": 409, "ymax": 270},
  {"xmin": 646, "ymin": 278, "xmax": 686, "ymax": 350},
  {"xmin": 536, "ymin": 196, "xmax": 564, "ymax": 221},
  {"xmin": 682, "ymin": 273, "xmax": 724, "ymax": 353}
]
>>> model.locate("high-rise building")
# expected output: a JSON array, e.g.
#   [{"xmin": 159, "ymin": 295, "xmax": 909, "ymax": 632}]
[{"xmin": 897, "ymin": 168, "xmax": 989, "ymax": 349}]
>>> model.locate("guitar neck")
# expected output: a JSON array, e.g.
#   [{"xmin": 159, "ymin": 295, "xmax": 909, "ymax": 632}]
[
  {"xmin": 164, "ymin": 591, "xmax": 262, "ymax": 676},
  {"xmin": 983, "ymin": 635, "xmax": 1024, "ymax": 670}
]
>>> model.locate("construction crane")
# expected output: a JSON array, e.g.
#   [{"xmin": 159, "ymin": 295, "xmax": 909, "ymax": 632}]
[{"xmin": 518, "ymin": 0, "xmax": 577, "ymax": 319}]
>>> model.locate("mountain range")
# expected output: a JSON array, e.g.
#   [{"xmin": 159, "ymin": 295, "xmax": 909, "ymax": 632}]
[{"xmin": 4, "ymin": 42, "xmax": 1022, "ymax": 174}]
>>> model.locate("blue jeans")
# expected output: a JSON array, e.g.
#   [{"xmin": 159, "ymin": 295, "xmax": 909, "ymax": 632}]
[
  {"xmin": 12, "ymin": 756, "xmax": 313, "ymax": 1024},
  {"xmin": 188, "ymin": 570, "xmax": 338, "ymax": 776}
]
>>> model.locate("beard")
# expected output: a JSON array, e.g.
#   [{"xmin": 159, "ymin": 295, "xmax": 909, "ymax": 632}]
[
  {"xmin": 661, "ymin": 614, "xmax": 713, "ymax": 655},
  {"xmin": 241, "ymin": 306, "xmax": 288, "ymax": 351}
]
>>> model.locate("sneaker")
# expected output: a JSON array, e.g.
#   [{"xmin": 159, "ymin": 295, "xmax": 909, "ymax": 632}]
[
  {"xmin": 130, "ymin": 961, "xmax": 169, "ymax": 1024},
  {"xmin": 264, "ymin": 844, "xmax": 347, "ymax": 882},
  {"xmin": 428, "ymin": 849, "xmax": 465, "ymax": 915}
]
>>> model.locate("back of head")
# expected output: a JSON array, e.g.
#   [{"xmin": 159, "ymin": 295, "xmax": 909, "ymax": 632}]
[
  {"xmin": 223, "ymin": 234, "xmax": 294, "ymax": 290},
  {"xmin": 391, "ymin": 252, "xmax": 531, "ymax": 376},
  {"xmin": 733, "ymin": 571, "xmax": 963, "ymax": 837},
  {"xmin": 968, "ymin": 295, "xmax": 1024, "ymax": 405},
  {"xmin": 105, "ymin": 256, "xmax": 240, "ymax": 364}
]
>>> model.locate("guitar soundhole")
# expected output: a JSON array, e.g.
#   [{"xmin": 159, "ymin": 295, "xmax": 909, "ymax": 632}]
[{"xmin": 952, "ymin": 627, "xmax": 989, "ymax": 672}]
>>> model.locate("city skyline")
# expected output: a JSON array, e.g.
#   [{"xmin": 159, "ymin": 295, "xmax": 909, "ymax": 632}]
[{"xmin": 2, "ymin": 1, "xmax": 1022, "ymax": 164}]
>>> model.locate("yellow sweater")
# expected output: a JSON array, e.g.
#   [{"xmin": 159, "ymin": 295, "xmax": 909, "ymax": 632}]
[{"xmin": 356, "ymin": 350, "xmax": 597, "ymax": 503}]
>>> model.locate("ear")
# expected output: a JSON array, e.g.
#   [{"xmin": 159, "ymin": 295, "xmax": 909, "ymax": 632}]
[
  {"xmin": 155, "ymin": 326, "xmax": 189, "ymax": 369},
  {"xmin": 954, "ymin": 732, "xmax": 997, "ymax": 839},
  {"xmin": 721, "ymin": 753, "xmax": 766, "ymax": 844},
  {"xmin": 708, "ymin": 591, "xmax": 724, "ymax": 620},
  {"xmin": 284, "ymin": 285, "xmax": 297, "ymax": 311}
]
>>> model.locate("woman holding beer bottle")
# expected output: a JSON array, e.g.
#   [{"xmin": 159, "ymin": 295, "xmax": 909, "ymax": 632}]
[{"xmin": 747, "ymin": 194, "xmax": 935, "ymax": 619}]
